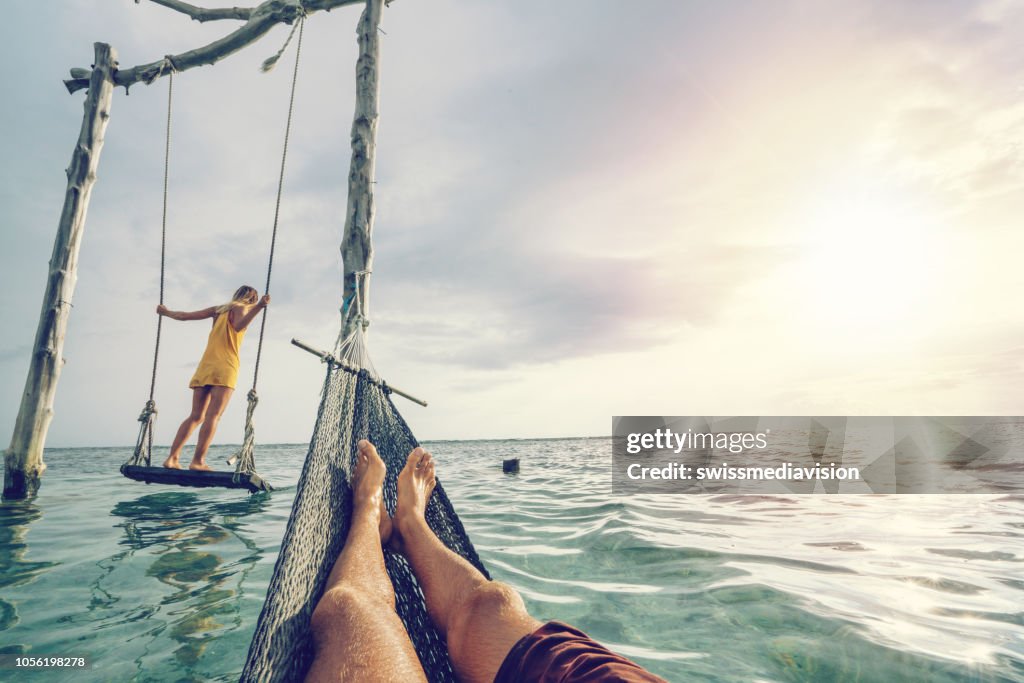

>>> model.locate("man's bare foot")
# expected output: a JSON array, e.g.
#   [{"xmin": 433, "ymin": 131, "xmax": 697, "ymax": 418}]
[
  {"xmin": 188, "ymin": 460, "xmax": 213, "ymax": 472},
  {"xmin": 162, "ymin": 456, "xmax": 182, "ymax": 469},
  {"xmin": 353, "ymin": 440, "xmax": 392, "ymax": 543},
  {"xmin": 391, "ymin": 447, "xmax": 437, "ymax": 551}
]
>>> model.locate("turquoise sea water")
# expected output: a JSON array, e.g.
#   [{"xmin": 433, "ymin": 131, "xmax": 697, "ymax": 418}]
[{"xmin": 1, "ymin": 439, "xmax": 1022, "ymax": 682}]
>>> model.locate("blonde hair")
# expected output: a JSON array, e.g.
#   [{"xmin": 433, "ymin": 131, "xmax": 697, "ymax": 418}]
[{"xmin": 216, "ymin": 285, "xmax": 258, "ymax": 314}]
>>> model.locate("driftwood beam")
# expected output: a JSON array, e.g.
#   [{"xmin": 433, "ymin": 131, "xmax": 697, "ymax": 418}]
[
  {"xmin": 65, "ymin": 0, "xmax": 364, "ymax": 94},
  {"xmin": 138, "ymin": 0, "xmax": 254, "ymax": 22},
  {"xmin": 4, "ymin": 43, "xmax": 116, "ymax": 500}
]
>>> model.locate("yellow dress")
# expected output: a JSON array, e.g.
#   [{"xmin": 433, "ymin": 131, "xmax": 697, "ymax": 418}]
[{"xmin": 189, "ymin": 310, "xmax": 246, "ymax": 389}]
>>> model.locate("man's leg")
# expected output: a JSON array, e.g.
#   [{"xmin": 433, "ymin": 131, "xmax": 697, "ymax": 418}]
[
  {"xmin": 305, "ymin": 440, "xmax": 426, "ymax": 683},
  {"xmin": 393, "ymin": 447, "xmax": 542, "ymax": 683}
]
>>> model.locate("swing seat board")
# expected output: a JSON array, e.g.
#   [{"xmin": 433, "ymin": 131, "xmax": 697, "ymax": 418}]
[{"xmin": 121, "ymin": 465, "xmax": 272, "ymax": 493}]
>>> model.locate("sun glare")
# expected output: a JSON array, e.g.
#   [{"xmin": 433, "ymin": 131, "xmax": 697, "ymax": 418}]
[{"xmin": 788, "ymin": 184, "xmax": 947, "ymax": 345}]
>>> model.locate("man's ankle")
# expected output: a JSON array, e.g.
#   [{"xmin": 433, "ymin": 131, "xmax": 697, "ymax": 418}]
[{"xmin": 395, "ymin": 510, "xmax": 428, "ymax": 537}]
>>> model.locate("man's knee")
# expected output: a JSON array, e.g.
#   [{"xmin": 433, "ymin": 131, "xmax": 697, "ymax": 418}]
[
  {"xmin": 448, "ymin": 581, "xmax": 527, "ymax": 653},
  {"xmin": 310, "ymin": 584, "xmax": 396, "ymax": 643},
  {"xmin": 310, "ymin": 586, "xmax": 365, "ymax": 643}
]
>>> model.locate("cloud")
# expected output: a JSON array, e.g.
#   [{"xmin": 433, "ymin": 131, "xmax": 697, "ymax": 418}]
[
  {"xmin": 371, "ymin": 240, "xmax": 791, "ymax": 370},
  {"xmin": 2, "ymin": 1, "xmax": 1023, "ymax": 445}
]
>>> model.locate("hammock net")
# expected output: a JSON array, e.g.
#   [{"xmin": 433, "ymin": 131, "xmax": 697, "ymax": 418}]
[{"xmin": 240, "ymin": 361, "xmax": 488, "ymax": 683}]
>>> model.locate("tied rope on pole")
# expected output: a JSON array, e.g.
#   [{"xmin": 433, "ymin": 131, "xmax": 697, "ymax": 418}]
[
  {"xmin": 334, "ymin": 269, "xmax": 375, "ymax": 377},
  {"xmin": 230, "ymin": 16, "xmax": 305, "ymax": 481},
  {"xmin": 127, "ymin": 61, "xmax": 174, "ymax": 470}
]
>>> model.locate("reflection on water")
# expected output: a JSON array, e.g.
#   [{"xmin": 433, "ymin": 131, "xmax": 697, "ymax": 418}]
[
  {"xmin": 0, "ymin": 500, "xmax": 58, "ymax": 651},
  {"xmin": 0, "ymin": 444, "xmax": 289, "ymax": 682},
  {"xmin": 113, "ymin": 491, "xmax": 268, "ymax": 549},
  {"xmin": 107, "ymin": 491, "xmax": 269, "ymax": 677},
  {"xmin": 0, "ymin": 442, "xmax": 1021, "ymax": 682}
]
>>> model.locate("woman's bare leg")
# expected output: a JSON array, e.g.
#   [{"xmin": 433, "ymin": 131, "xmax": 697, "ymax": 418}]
[
  {"xmin": 189, "ymin": 386, "xmax": 233, "ymax": 471},
  {"xmin": 393, "ymin": 447, "xmax": 541, "ymax": 683},
  {"xmin": 305, "ymin": 440, "xmax": 427, "ymax": 682},
  {"xmin": 163, "ymin": 387, "xmax": 211, "ymax": 469}
]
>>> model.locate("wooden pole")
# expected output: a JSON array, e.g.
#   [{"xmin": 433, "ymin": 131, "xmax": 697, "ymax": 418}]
[
  {"xmin": 290, "ymin": 338, "xmax": 427, "ymax": 406},
  {"xmin": 3, "ymin": 44, "xmax": 117, "ymax": 500},
  {"xmin": 339, "ymin": 0, "xmax": 384, "ymax": 344}
]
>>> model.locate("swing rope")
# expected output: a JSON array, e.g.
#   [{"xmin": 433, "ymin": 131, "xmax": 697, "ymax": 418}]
[
  {"xmin": 127, "ymin": 18, "xmax": 303, "ymax": 480},
  {"xmin": 128, "ymin": 60, "xmax": 175, "ymax": 469},
  {"xmin": 231, "ymin": 14, "xmax": 306, "ymax": 480}
]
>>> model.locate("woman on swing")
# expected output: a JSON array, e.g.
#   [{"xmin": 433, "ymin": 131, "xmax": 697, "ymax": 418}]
[{"xmin": 156, "ymin": 285, "xmax": 270, "ymax": 471}]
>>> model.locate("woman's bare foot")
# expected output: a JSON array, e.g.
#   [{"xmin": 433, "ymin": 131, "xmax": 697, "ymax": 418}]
[
  {"xmin": 391, "ymin": 447, "xmax": 437, "ymax": 551},
  {"xmin": 354, "ymin": 440, "xmax": 393, "ymax": 544},
  {"xmin": 188, "ymin": 459, "xmax": 213, "ymax": 472},
  {"xmin": 162, "ymin": 456, "xmax": 182, "ymax": 469}
]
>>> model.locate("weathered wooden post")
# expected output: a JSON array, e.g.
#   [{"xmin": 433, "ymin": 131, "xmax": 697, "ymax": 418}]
[
  {"xmin": 4, "ymin": 44, "xmax": 117, "ymax": 500},
  {"xmin": 338, "ymin": 0, "xmax": 384, "ymax": 348}
]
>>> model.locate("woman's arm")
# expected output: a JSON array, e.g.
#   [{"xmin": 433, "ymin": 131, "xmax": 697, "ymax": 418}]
[
  {"xmin": 156, "ymin": 304, "xmax": 218, "ymax": 321},
  {"xmin": 229, "ymin": 295, "xmax": 271, "ymax": 332}
]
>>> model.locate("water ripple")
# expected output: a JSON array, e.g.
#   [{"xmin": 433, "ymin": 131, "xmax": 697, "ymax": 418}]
[{"xmin": 0, "ymin": 440, "xmax": 1020, "ymax": 682}]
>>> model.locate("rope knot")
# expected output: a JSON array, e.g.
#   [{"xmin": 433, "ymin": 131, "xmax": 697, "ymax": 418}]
[
  {"xmin": 261, "ymin": 10, "xmax": 304, "ymax": 73},
  {"xmin": 138, "ymin": 400, "xmax": 158, "ymax": 422},
  {"xmin": 247, "ymin": 389, "xmax": 259, "ymax": 404}
]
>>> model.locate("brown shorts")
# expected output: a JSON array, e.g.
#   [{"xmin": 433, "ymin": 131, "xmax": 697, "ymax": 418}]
[{"xmin": 494, "ymin": 621, "xmax": 668, "ymax": 682}]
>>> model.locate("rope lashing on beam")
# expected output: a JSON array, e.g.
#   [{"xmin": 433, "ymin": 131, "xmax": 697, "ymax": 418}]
[
  {"xmin": 334, "ymin": 269, "xmax": 375, "ymax": 376},
  {"xmin": 261, "ymin": 3, "xmax": 307, "ymax": 73}
]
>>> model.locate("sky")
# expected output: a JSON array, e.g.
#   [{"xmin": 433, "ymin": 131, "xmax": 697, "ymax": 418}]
[{"xmin": 1, "ymin": 0, "xmax": 1022, "ymax": 447}]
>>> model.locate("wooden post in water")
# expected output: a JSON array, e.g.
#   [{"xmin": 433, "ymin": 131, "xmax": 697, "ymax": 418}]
[
  {"xmin": 4, "ymin": 43, "xmax": 117, "ymax": 500},
  {"xmin": 339, "ymin": 0, "xmax": 384, "ymax": 345}
]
